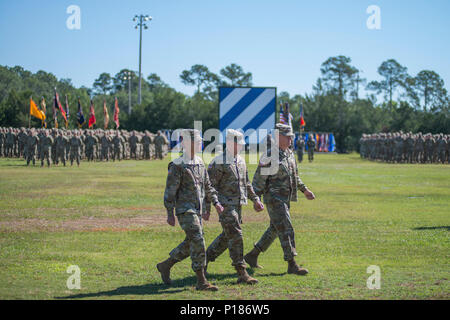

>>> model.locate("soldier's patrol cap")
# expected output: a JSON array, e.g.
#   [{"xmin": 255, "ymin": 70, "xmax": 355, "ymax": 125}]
[
  {"xmin": 226, "ymin": 129, "xmax": 245, "ymax": 145},
  {"xmin": 180, "ymin": 129, "xmax": 202, "ymax": 142},
  {"xmin": 275, "ymin": 123, "xmax": 294, "ymax": 137}
]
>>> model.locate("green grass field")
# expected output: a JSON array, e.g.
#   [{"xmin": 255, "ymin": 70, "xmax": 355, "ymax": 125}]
[{"xmin": 0, "ymin": 153, "xmax": 448, "ymax": 300}]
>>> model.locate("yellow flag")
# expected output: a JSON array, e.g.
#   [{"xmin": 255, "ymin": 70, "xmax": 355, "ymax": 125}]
[{"xmin": 30, "ymin": 98, "xmax": 45, "ymax": 120}]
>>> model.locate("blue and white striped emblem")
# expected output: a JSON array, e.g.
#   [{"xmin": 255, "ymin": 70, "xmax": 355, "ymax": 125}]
[{"xmin": 219, "ymin": 87, "xmax": 276, "ymax": 143}]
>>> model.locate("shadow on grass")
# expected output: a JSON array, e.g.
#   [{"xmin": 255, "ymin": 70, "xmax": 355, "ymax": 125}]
[
  {"xmin": 413, "ymin": 226, "xmax": 449, "ymax": 231},
  {"xmin": 55, "ymin": 272, "xmax": 240, "ymax": 299}
]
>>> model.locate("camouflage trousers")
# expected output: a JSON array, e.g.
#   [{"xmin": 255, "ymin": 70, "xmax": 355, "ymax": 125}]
[
  {"xmin": 155, "ymin": 146, "xmax": 163, "ymax": 159},
  {"xmin": 143, "ymin": 145, "xmax": 151, "ymax": 159},
  {"xmin": 308, "ymin": 151, "xmax": 314, "ymax": 161},
  {"xmin": 254, "ymin": 199, "xmax": 297, "ymax": 261},
  {"xmin": 56, "ymin": 148, "xmax": 66, "ymax": 166},
  {"xmin": 113, "ymin": 147, "xmax": 121, "ymax": 161},
  {"xmin": 86, "ymin": 147, "xmax": 94, "ymax": 161},
  {"xmin": 297, "ymin": 151, "xmax": 303, "ymax": 163},
  {"xmin": 70, "ymin": 150, "xmax": 80, "ymax": 165},
  {"xmin": 40, "ymin": 149, "xmax": 51, "ymax": 166},
  {"xmin": 206, "ymin": 205, "xmax": 246, "ymax": 268},
  {"xmin": 169, "ymin": 211, "xmax": 206, "ymax": 272},
  {"xmin": 130, "ymin": 146, "xmax": 137, "ymax": 160},
  {"xmin": 26, "ymin": 149, "xmax": 36, "ymax": 165}
]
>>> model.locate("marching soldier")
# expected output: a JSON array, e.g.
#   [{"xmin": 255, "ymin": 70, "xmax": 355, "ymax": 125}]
[
  {"xmin": 204, "ymin": 129, "xmax": 264, "ymax": 285},
  {"xmin": 244, "ymin": 124, "xmax": 316, "ymax": 275},
  {"xmin": 156, "ymin": 129, "xmax": 224, "ymax": 291}
]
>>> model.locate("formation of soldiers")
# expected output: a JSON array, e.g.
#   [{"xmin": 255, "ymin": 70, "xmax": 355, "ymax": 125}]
[
  {"xmin": 0, "ymin": 127, "xmax": 170, "ymax": 167},
  {"xmin": 157, "ymin": 125, "xmax": 316, "ymax": 291},
  {"xmin": 360, "ymin": 131, "xmax": 449, "ymax": 164},
  {"xmin": 295, "ymin": 134, "xmax": 316, "ymax": 163}
]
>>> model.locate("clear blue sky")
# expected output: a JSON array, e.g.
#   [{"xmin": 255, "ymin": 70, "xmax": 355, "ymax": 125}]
[{"xmin": 0, "ymin": 0, "xmax": 449, "ymax": 98}]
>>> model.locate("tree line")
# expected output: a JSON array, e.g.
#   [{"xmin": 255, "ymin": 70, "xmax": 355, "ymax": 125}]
[{"xmin": 0, "ymin": 57, "xmax": 448, "ymax": 152}]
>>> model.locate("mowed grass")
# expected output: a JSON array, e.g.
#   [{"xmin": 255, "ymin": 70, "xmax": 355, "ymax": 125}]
[{"xmin": 0, "ymin": 153, "xmax": 448, "ymax": 300}]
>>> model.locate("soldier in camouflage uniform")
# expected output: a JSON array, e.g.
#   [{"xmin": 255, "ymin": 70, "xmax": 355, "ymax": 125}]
[
  {"xmin": 112, "ymin": 131, "xmax": 122, "ymax": 161},
  {"xmin": 306, "ymin": 134, "xmax": 316, "ymax": 162},
  {"xmin": 100, "ymin": 132, "xmax": 110, "ymax": 161},
  {"xmin": 25, "ymin": 129, "xmax": 39, "ymax": 166},
  {"xmin": 204, "ymin": 129, "xmax": 264, "ymax": 285},
  {"xmin": 55, "ymin": 130, "xmax": 69, "ymax": 166},
  {"xmin": 69, "ymin": 131, "xmax": 82, "ymax": 166},
  {"xmin": 154, "ymin": 130, "xmax": 168, "ymax": 160},
  {"xmin": 296, "ymin": 134, "xmax": 305, "ymax": 163},
  {"xmin": 18, "ymin": 128, "xmax": 27, "ymax": 159},
  {"xmin": 128, "ymin": 131, "xmax": 139, "ymax": 160},
  {"xmin": 157, "ymin": 129, "xmax": 224, "ymax": 291},
  {"xmin": 141, "ymin": 131, "xmax": 153, "ymax": 160},
  {"xmin": 244, "ymin": 124, "xmax": 316, "ymax": 276},
  {"xmin": 5, "ymin": 128, "xmax": 15, "ymax": 158},
  {"xmin": 40, "ymin": 130, "xmax": 53, "ymax": 167}
]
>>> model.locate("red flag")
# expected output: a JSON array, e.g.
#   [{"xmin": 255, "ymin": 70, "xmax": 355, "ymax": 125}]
[
  {"xmin": 299, "ymin": 103, "xmax": 306, "ymax": 127},
  {"xmin": 54, "ymin": 90, "xmax": 67, "ymax": 123},
  {"xmin": 113, "ymin": 97, "xmax": 120, "ymax": 129},
  {"xmin": 103, "ymin": 100, "xmax": 109, "ymax": 129},
  {"xmin": 88, "ymin": 100, "xmax": 96, "ymax": 128}
]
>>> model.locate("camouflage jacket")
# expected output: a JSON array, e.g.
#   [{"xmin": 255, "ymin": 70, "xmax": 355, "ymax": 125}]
[
  {"xmin": 206, "ymin": 152, "xmax": 259, "ymax": 211},
  {"xmin": 40, "ymin": 136, "xmax": 53, "ymax": 150},
  {"xmin": 164, "ymin": 154, "xmax": 219, "ymax": 216},
  {"xmin": 70, "ymin": 137, "xmax": 81, "ymax": 151},
  {"xmin": 56, "ymin": 136, "xmax": 69, "ymax": 150},
  {"xmin": 252, "ymin": 148, "xmax": 307, "ymax": 204},
  {"xmin": 154, "ymin": 135, "xmax": 168, "ymax": 147}
]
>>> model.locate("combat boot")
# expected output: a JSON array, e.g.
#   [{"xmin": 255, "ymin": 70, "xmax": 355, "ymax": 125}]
[
  {"xmin": 235, "ymin": 266, "xmax": 258, "ymax": 285},
  {"xmin": 195, "ymin": 269, "xmax": 218, "ymax": 291},
  {"xmin": 156, "ymin": 257, "xmax": 177, "ymax": 285},
  {"xmin": 287, "ymin": 259, "xmax": 308, "ymax": 276},
  {"xmin": 244, "ymin": 247, "xmax": 263, "ymax": 269}
]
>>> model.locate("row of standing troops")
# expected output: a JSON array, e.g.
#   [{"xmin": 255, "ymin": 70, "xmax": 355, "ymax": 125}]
[
  {"xmin": 0, "ymin": 127, "xmax": 170, "ymax": 166},
  {"xmin": 359, "ymin": 132, "xmax": 449, "ymax": 164}
]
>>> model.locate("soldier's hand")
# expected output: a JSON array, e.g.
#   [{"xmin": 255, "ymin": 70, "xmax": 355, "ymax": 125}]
[
  {"xmin": 304, "ymin": 189, "xmax": 315, "ymax": 200},
  {"xmin": 202, "ymin": 211, "xmax": 210, "ymax": 221},
  {"xmin": 253, "ymin": 200, "xmax": 264, "ymax": 212},
  {"xmin": 214, "ymin": 203, "xmax": 224, "ymax": 214},
  {"xmin": 167, "ymin": 212, "xmax": 176, "ymax": 226}
]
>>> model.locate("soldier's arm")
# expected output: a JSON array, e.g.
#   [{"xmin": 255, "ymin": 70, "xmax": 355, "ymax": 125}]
[
  {"xmin": 163, "ymin": 162, "xmax": 181, "ymax": 216},
  {"xmin": 203, "ymin": 166, "xmax": 219, "ymax": 207},
  {"xmin": 252, "ymin": 164, "xmax": 269, "ymax": 198},
  {"xmin": 246, "ymin": 168, "xmax": 260, "ymax": 203},
  {"xmin": 205, "ymin": 161, "xmax": 223, "ymax": 212}
]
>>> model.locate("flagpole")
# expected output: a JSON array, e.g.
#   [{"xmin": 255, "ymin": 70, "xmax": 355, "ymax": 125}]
[{"xmin": 29, "ymin": 95, "xmax": 31, "ymax": 129}]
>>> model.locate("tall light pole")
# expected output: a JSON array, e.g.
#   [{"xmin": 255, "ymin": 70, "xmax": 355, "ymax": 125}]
[
  {"xmin": 123, "ymin": 71, "xmax": 132, "ymax": 115},
  {"xmin": 133, "ymin": 14, "xmax": 152, "ymax": 105}
]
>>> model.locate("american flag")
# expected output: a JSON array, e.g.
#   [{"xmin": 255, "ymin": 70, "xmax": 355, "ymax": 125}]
[
  {"xmin": 279, "ymin": 102, "xmax": 293, "ymax": 128},
  {"xmin": 77, "ymin": 99, "xmax": 85, "ymax": 128}
]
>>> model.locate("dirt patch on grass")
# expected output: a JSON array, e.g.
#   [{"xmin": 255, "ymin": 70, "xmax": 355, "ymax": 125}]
[{"xmin": 0, "ymin": 215, "xmax": 167, "ymax": 232}]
